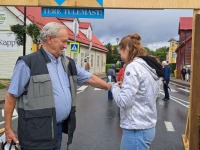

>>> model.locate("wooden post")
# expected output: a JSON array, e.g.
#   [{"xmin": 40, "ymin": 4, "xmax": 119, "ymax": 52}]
[{"xmin": 188, "ymin": 9, "xmax": 200, "ymax": 150}]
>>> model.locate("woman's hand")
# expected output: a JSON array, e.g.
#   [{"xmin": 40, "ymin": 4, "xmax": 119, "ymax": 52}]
[{"xmin": 117, "ymin": 81, "xmax": 123, "ymax": 88}]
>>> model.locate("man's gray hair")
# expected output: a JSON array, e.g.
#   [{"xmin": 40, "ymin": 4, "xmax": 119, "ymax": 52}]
[
  {"xmin": 162, "ymin": 61, "xmax": 167, "ymax": 65},
  {"xmin": 40, "ymin": 22, "xmax": 67, "ymax": 42}
]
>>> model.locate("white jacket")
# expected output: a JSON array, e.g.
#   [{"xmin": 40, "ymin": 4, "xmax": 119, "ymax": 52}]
[{"xmin": 111, "ymin": 57, "xmax": 160, "ymax": 129}]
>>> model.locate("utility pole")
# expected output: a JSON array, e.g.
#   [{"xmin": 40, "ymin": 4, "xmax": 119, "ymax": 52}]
[
  {"xmin": 74, "ymin": 18, "xmax": 77, "ymax": 42},
  {"xmin": 23, "ymin": 7, "xmax": 26, "ymax": 56}
]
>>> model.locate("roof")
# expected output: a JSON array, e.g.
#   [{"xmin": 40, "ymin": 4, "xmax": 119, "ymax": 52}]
[
  {"xmin": 79, "ymin": 22, "xmax": 91, "ymax": 29},
  {"xmin": 58, "ymin": 18, "xmax": 75, "ymax": 22},
  {"xmin": 178, "ymin": 17, "xmax": 192, "ymax": 34},
  {"xmin": 13, "ymin": 7, "xmax": 108, "ymax": 52},
  {"xmin": 176, "ymin": 35, "xmax": 192, "ymax": 52},
  {"xmin": 168, "ymin": 38, "xmax": 176, "ymax": 42}
]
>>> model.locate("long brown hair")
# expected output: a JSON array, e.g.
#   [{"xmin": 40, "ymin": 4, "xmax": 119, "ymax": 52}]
[{"xmin": 118, "ymin": 33, "xmax": 147, "ymax": 64}]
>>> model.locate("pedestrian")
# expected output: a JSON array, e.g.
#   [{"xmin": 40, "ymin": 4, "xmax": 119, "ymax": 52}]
[
  {"xmin": 107, "ymin": 65, "xmax": 116, "ymax": 100},
  {"xmin": 162, "ymin": 61, "xmax": 170, "ymax": 101},
  {"xmin": 181, "ymin": 66, "xmax": 187, "ymax": 81},
  {"xmin": 108, "ymin": 33, "xmax": 163, "ymax": 150},
  {"xmin": 4, "ymin": 22, "xmax": 112, "ymax": 150},
  {"xmin": 117, "ymin": 64, "xmax": 126, "ymax": 82},
  {"xmin": 186, "ymin": 67, "xmax": 190, "ymax": 81},
  {"xmin": 85, "ymin": 62, "xmax": 90, "ymax": 72}
]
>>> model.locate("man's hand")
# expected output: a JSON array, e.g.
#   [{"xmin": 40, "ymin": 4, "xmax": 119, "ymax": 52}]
[
  {"xmin": 5, "ymin": 128, "xmax": 19, "ymax": 144},
  {"xmin": 4, "ymin": 93, "xmax": 18, "ymax": 144}
]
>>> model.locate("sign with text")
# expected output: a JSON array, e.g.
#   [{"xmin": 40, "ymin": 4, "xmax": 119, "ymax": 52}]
[
  {"xmin": 0, "ymin": 33, "xmax": 18, "ymax": 50},
  {"xmin": 69, "ymin": 42, "xmax": 80, "ymax": 53},
  {"xmin": 41, "ymin": 7, "xmax": 104, "ymax": 19},
  {"xmin": 0, "ymin": 12, "xmax": 6, "ymax": 25}
]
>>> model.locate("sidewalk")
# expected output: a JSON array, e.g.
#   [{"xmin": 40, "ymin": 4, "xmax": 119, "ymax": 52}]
[
  {"xmin": 170, "ymin": 76, "xmax": 190, "ymax": 88},
  {"xmin": 0, "ymin": 74, "xmax": 190, "ymax": 102}
]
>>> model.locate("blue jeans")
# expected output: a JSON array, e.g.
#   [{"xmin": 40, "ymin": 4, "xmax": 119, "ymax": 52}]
[
  {"xmin": 163, "ymin": 79, "xmax": 169, "ymax": 99},
  {"xmin": 21, "ymin": 124, "xmax": 63, "ymax": 150},
  {"xmin": 120, "ymin": 127, "xmax": 155, "ymax": 150},
  {"xmin": 108, "ymin": 90, "xmax": 113, "ymax": 99}
]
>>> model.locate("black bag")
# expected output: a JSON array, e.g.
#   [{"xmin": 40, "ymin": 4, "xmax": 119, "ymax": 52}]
[{"xmin": 1, "ymin": 141, "xmax": 19, "ymax": 150}]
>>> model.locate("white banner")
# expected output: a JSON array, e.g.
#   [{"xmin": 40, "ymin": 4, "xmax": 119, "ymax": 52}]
[{"xmin": 0, "ymin": 33, "xmax": 18, "ymax": 50}]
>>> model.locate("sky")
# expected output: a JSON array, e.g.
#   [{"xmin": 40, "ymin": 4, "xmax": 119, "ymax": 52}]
[{"xmin": 81, "ymin": 9, "xmax": 192, "ymax": 50}]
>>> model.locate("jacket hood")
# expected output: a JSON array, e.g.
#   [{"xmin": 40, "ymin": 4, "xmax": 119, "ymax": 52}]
[{"xmin": 134, "ymin": 56, "xmax": 163, "ymax": 81}]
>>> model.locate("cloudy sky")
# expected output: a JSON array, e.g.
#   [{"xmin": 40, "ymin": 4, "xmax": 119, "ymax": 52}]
[{"xmin": 81, "ymin": 9, "xmax": 192, "ymax": 50}]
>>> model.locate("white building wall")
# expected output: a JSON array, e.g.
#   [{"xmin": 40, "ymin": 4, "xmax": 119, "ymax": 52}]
[
  {"xmin": 0, "ymin": 6, "xmax": 32, "ymax": 79},
  {"xmin": 0, "ymin": 6, "xmax": 107, "ymax": 78},
  {"xmin": 62, "ymin": 21, "xmax": 73, "ymax": 32}
]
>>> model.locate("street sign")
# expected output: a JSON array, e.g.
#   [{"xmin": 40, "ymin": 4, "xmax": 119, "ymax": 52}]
[
  {"xmin": 41, "ymin": 7, "xmax": 104, "ymax": 19},
  {"xmin": 69, "ymin": 42, "xmax": 80, "ymax": 53}
]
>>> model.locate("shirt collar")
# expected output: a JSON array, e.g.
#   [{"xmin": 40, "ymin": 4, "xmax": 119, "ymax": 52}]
[{"xmin": 43, "ymin": 49, "xmax": 61, "ymax": 63}]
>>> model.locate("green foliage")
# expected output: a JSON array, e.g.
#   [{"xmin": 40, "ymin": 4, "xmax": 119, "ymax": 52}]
[
  {"xmin": 106, "ymin": 64, "xmax": 119, "ymax": 72},
  {"xmin": 26, "ymin": 24, "xmax": 40, "ymax": 44},
  {"xmin": 168, "ymin": 63, "xmax": 176, "ymax": 73},
  {"xmin": 144, "ymin": 46, "xmax": 168, "ymax": 62},
  {"xmin": 106, "ymin": 64, "xmax": 111, "ymax": 72},
  {"xmin": 106, "ymin": 43, "xmax": 120, "ymax": 64},
  {"xmin": 115, "ymin": 63, "xmax": 119, "ymax": 68},
  {"xmin": 154, "ymin": 46, "xmax": 168, "ymax": 62},
  {"xmin": 0, "ymin": 83, "xmax": 5, "ymax": 89},
  {"xmin": 144, "ymin": 47, "xmax": 155, "ymax": 56},
  {"xmin": 10, "ymin": 24, "xmax": 26, "ymax": 46},
  {"xmin": 10, "ymin": 23, "xmax": 41, "ymax": 46}
]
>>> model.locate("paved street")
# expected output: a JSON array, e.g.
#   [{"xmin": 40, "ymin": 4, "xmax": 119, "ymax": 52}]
[{"xmin": 0, "ymin": 78, "xmax": 190, "ymax": 150}]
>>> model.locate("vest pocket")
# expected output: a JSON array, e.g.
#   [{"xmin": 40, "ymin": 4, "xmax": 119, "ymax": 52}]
[
  {"xmin": 24, "ymin": 109, "xmax": 54, "ymax": 141},
  {"xmin": 32, "ymin": 75, "xmax": 52, "ymax": 98}
]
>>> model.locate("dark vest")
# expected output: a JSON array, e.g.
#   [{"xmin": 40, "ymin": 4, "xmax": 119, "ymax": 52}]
[{"xmin": 17, "ymin": 48, "xmax": 77, "ymax": 149}]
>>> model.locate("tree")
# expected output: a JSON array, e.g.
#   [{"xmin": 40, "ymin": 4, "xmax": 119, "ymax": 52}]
[
  {"xmin": 144, "ymin": 47, "xmax": 155, "ymax": 56},
  {"xmin": 154, "ymin": 46, "xmax": 168, "ymax": 62},
  {"xmin": 106, "ymin": 43, "xmax": 119, "ymax": 64},
  {"xmin": 144, "ymin": 46, "xmax": 168, "ymax": 62}
]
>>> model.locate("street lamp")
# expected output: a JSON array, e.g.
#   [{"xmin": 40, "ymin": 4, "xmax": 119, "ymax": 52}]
[{"xmin": 116, "ymin": 38, "xmax": 119, "ymax": 45}]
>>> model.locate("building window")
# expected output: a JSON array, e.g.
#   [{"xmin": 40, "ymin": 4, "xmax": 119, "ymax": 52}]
[
  {"xmin": 73, "ymin": 54, "xmax": 78, "ymax": 64},
  {"xmin": 81, "ymin": 53, "xmax": 84, "ymax": 67},
  {"xmin": 101, "ymin": 55, "xmax": 104, "ymax": 66},
  {"xmin": 172, "ymin": 52, "xmax": 177, "ymax": 58},
  {"xmin": 97, "ymin": 55, "xmax": 100, "ymax": 67},
  {"xmin": 90, "ymin": 54, "xmax": 94, "ymax": 67}
]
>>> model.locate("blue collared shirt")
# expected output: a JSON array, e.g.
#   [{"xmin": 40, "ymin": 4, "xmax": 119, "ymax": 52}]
[{"xmin": 8, "ymin": 50, "xmax": 92, "ymax": 122}]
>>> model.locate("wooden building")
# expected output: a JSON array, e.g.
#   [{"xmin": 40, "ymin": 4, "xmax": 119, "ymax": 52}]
[{"xmin": 176, "ymin": 17, "xmax": 192, "ymax": 79}]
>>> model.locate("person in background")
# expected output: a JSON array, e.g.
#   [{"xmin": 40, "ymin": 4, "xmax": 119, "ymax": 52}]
[
  {"xmin": 108, "ymin": 33, "xmax": 163, "ymax": 150},
  {"xmin": 85, "ymin": 62, "xmax": 90, "ymax": 72},
  {"xmin": 107, "ymin": 65, "xmax": 116, "ymax": 100},
  {"xmin": 4, "ymin": 22, "xmax": 112, "ymax": 150},
  {"xmin": 181, "ymin": 66, "xmax": 187, "ymax": 81},
  {"xmin": 186, "ymin": 67, "xmax": 190, "ymax": 81},
  {"xmin": 162, "ymin": 61, "xmax": 170, "ymax": 101},
  {"xmin": 117, "ymin": 64, "xmax": 126, "ymax": 82}
]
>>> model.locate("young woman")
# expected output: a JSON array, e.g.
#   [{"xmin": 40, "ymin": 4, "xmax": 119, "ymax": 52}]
[{"xmin": 110, "ymin": 33, "xmax": 163, "ymax": 150}]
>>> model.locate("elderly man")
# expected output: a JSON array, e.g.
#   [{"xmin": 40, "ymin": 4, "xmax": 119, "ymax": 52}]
[
  {"xmin": 4, "ymin": 22, "xmax": 111, "ymax": 150},
  {"xmin": 162, "ymin": 61, "xmax": 170, "ymax": 101}
]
